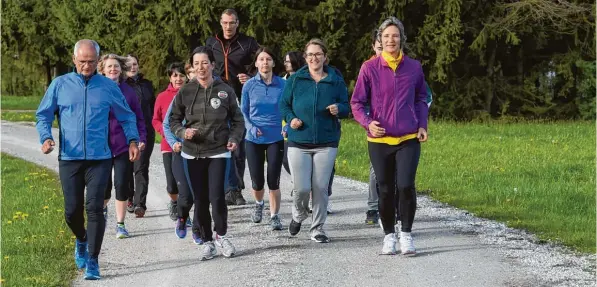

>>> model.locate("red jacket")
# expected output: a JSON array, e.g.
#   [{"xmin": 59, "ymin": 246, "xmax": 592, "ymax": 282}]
[{"xmin": 153, "ymin": 84, "xmax": 179, "ymax": 152}]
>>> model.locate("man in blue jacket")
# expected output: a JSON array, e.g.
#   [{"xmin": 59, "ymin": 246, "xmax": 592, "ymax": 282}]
[{"xmin": 36, "ymin": 39, "xmax": 140, "ymax": 280}]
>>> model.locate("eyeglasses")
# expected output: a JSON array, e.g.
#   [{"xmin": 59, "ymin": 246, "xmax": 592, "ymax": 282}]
[
  {"xmin": 305, "ymin": 53, "xmax": 325, "ymax": 59},
  {"xmin": 220, "ymin": 21, "xmax": 237, "ymax": 26},
  {"xmin": 76, "ymin": 60, "xmax": 97, "ymax": 66},
  {"xmin": 284, "ymin": 60, "xmax": 291, "ymax": 64}
]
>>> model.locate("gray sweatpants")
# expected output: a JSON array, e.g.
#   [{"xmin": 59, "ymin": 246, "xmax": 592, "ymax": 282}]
[
  {"xmin": 368, "ymin": 164, "xmax": 379, "ymax": 211},
  {"xmin": 287, "ymin": 146, "xmax": 337, "ymax": 236}
]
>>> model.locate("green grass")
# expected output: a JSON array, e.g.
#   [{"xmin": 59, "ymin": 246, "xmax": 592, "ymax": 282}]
[
  {"xmin": 1, "ymin": 111, "xmax": 58, "ymax": 128},
  {"xmin": 1, "ymin": 153, "xmax": 76, "ymax": 286},
  {"xmin": 1, "ymin": 96, "xmax": 42, "ymax": 110},
  {"xmin": 336, "ymin": 120, "xmax": 596, "ymax": 253}
]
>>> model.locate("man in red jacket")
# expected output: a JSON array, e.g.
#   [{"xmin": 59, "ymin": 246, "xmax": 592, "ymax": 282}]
[{"xmin": 205, "ymin": 8, "xmax": 259, "ymax": 206}]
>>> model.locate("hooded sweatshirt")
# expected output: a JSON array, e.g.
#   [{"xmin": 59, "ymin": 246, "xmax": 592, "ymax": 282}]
[
  {"xmin": 153, "ymin": 83, "xmax": 179, "ymax": 152},
  {"xmin": 169, "ymin": 78, "xmax": 245, "ymax": 158}
]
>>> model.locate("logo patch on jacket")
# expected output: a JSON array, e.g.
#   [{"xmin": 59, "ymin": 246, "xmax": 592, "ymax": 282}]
[
  {"xmin": 217, "ymin": 91, "xmax": 228, "ymax": 99},
  {"xmin": 210, "ymin": 98, "xmax": 221, "ymax": 109}
]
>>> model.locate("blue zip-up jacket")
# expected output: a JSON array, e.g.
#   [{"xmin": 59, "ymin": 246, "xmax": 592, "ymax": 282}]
[
  {"xmin": 163, "ymin": 98, "xmax": 183, "ymax": 148},
  {"xmin": 279, "ymin": 66, "xmax": 349, "ymax": 145},
  {"xmin": 36, "ymin": 72, "xmax": 140, "ymax": 160},
  {"xmin": 241, "ymin": 73, "xmax": 285, "ymax": 144}
]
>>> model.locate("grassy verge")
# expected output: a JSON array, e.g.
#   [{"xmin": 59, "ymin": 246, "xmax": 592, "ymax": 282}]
[
  {"xmin": 336, "ymin": 120, "xmax": 596, "ymax": 253},
  {"xmin": 1, "ymin": 96, "xmax": 42, "ymax": 110},
  {"xmin": 1, "ymin": 153, "xmax": 76, "ymax": 286},
  {"xmin": 1, "ymin": 111, "xmax": 57, "ymax": 128}
]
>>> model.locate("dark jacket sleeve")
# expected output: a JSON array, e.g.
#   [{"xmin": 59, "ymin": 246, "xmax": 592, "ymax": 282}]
[
  {"xmin": 335, "ymin": 78, "xmax": 350, "ymax": 119},
  {"xmin": 279, "ymin": 75, "xmax": 298, "ymax": 124},
  {"xmin": 227, "ymin": 89, "xmax": 245, "ymax": 144},
  {"xmin": 169, "ymin": 89, "xmax": 187, "ymax": 140},
  {"xmin": 246, "ymin": 37, "xmax": 260, "ymax": 76}
]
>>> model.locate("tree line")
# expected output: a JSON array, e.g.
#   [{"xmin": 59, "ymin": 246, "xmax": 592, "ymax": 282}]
[{"xmin": 2, "ymin": 0, "xmax": 595, "ymax": 120}]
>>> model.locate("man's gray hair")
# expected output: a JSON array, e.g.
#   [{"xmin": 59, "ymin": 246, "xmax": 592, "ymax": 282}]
[
  {"xmin": 73, "ymin": 40, "xmax": 100, "ymax": 57},
  {"xmin": 378, "ymin": 17, "xmax": 407, "ymax": 50}
]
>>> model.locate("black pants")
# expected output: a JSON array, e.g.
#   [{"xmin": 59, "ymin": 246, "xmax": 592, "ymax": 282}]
[
  {"xmin": 283, "ymin": 141, "xmax": 335, "ymax": 196},
  {"xmin": 133, "ymin": 137, "xmax": 154, "ymax": 208},
  {"xmin": 184, "ymin": 157, "xmax": 228, "ymax": 242},
  {"xmin": 368, "ymin": 139, "xmax": 420, "ymax": 234},
  {"xmin": 162, "ymin": 152, "xmax": 179, "ymax": 195},
  {"xmin": 246, "ymin": 140, "xmax": 284, "ymax": 190},
  {"xmin": 172, "ymin": 152, "xmax": 200, "ymax": 234},
  {"xmin": 104, "ymin": 153, "xmax": 133, "ymax": 201},
  {"xmin": 59, "ymin": 159, "xmax": 111, "ymax": 258},
  {"xmin": 226, "ymin": 138, "xmax": 246, "ymax": 192}
]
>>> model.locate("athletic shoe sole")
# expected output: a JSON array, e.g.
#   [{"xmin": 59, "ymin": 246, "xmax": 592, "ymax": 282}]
[{"xmin": 134, "ymin": 208, "xmax": 145, "ymax": 218}]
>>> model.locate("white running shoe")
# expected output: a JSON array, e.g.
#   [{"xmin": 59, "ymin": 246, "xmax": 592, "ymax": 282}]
[
  {"xmin": 381, "ymin": 233, "xmax": 397, "ymax": 255},
  {"xmin": 201, "ymin": 242, "xmax": 217, "ymax": 261},
  {"xmin": 400, "ymin": 232, "xmax": 416, "ymax": 256}
]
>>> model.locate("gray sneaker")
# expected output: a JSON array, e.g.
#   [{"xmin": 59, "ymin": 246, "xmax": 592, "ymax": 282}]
[
  {"xmin": 270, "ymin": 215, "xmax": 283, "ymax": 231},
  {"xmin": 251, "ymin": 203, "xmax": 264, "ymax": 223},
  {"xmin": 167, "ymin": 201, "xmax": 177, "ymax": 221},
  {"xmin": 201, "ymin": 242, "xmax": 217, "ymax": 261},
  {"xmin": 215, "ymin": 234, "xmax": 236, "ymax": 258}
]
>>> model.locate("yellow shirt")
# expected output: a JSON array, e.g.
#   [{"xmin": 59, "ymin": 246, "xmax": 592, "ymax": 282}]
[{"xmin": 381, "ymin": 51, "xmax": 403, "ymax": 72}]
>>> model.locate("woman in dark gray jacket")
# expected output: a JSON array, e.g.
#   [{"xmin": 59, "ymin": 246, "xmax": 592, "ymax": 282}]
[{"xmin": 169, "ymin": 46, "xmax": 245, "ymax": 261}]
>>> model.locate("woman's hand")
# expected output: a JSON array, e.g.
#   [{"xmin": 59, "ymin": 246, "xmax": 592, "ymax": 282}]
[
  {"xmin": 417, "ymin": 128, "xmax": 428, "ymax": 142},
  {"xmin": 368, "ymin": 121, "xmax": 385, "ymax": 137},
  {"xmin": 326, "ymin": 104, "xmax": 338, "ymax": 116},
  {"xmin": 290, "ymin": 118, "xmax": 303, "ymax": 129},
  {"xmin": 184, "ymin": 128, "xmax": 197, "ymax": 140},
  {"xmin": 173, "ymin": 142, "xmax": 182, "ymax": 152}
]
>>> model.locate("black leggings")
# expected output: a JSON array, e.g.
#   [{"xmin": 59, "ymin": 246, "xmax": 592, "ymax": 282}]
[
  {"xmin": 104, "ymin": 153, "xmax": 133, "ymax": 201},
  {"xmin": 283, "ymin": 141, "xmax": 336, "ymax": 196},
  {"xmin": 368, "ymin": 139, "xmax": 420, "ymax": 234},
  {"xmin": 162, "ymin": 152, "xmax": 179, "ymax": 195},
  {"xmin": 246, "ymin": 140, "xmax": 284, "ymax": 191},
  {"xmin": 184, "ymin": 157, "xmax": 228, "ymax": 242},
  {"xmin": 171, "ymin": 152, "xmax": 200, "ymax": 233}
]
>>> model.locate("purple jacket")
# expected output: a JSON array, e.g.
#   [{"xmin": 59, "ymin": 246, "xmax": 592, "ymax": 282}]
[
  {"xmin": 351, "ymin": 55, "xmax": 428, "ymax": 138},
  {"xmin": 109, "ymin": 81, "xmax": 146, "ymax": 157}
]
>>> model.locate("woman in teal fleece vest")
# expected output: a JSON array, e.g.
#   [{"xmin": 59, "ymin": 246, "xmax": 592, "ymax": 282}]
[{"xmin": 279, "ymin": 38, "xmax": 350, "ymax": 243}]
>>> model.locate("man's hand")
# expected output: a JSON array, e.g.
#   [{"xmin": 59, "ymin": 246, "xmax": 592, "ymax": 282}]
[
  {"xmin": 290, "ymin": 118, "xmax": 303, "ymax": 129},
  {"xmin": 173, "ymin": 142, "xmax": 182, "ymax": 153},
  {"xmin": 138, "ymin": 142, "xmax": 146, "ymax": 151},
  {"xmin": 256, "ymin": 128, "xmax": 262, "ymax": 137},
  {"xmin": 368, "ymin": 121, "xmax": 386, "ymax": 137},
  {"xmin": 184, "ymin": 128, "xmax": 197, "ymax": 140},
  {"xmin": 326, "ymin": 104, "xmax": 339, "ymax": 116},
  {"xmin": 41, "ymin": 139, "xmax": 55, "ymax": 154},
  {"xmin": 238, "ymin": 73, "xmax": 250, "ymax": 84},
  {"xmin": 129, "ymin": 142, "xmax": 140, "ymax": 161},
  {"xmin": 417, "ymin": 128, "xmax": 428, "ymax": 142},
  {"xmin": 227, "ymin": 141, "xmax": 238, "ymax": 152}
]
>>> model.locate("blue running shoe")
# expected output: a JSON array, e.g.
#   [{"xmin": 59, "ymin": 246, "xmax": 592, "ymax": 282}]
[
  {"xmin": 116, "ymin": 224, "xmax": 130, "ymax": 239},
  {"xmin": 74, "ymin": 239, "xmax": 88, "ymax": 269},
  {"xmin": 175, "ymin": 218, "xmax": 187, "ymax": 239},
  {"xmin": 192, "ymin": 231, "xmax": 203, "ymax": 245},
  {"xmin": 186, "ymin": 217, "xmax": 192, "ymax": 227},
  {"xmin": 84, "ymin": 257, "xmax": 101, "ymax": 280}
]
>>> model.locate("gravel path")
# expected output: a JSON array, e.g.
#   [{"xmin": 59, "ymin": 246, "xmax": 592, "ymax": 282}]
[{"xmin": 2, "ymin": 121, "xmax": 594, "ymax": 287}]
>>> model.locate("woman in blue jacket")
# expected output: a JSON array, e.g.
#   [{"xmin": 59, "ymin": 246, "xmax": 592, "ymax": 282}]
[
  {"xmin": 279, "ymin": 39, "xmax": 349, "ymax": 243},
  {"xmin": 241, "ymin": 47, "xmax": 286, "ymax": 231}
]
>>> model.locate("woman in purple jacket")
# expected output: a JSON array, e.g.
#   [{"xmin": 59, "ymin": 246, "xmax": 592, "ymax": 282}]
[
  {"xmin": 98, "ymin": 54, "xmax": 147, "ymax": 239},
  {"xmin": 351, "ymin": 17, "xmax": 428, "ymax": 256}
]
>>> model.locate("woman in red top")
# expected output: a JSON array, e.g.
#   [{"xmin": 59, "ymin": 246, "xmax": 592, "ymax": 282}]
[{"xmin": 152, "ymin": 62, "xmax": 187, "ymax": 221}]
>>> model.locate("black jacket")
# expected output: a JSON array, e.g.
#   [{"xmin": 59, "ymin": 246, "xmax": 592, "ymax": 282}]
[
  {"xmin": 169, "ymin": 78, "xmax": 245, "ymax": 158},
  {"xmin": 205, "ymin": 31, "xmax": 259, "ymax": 99},
  {"xmin": 126, "ymin": 74, "xmax": 156, "ymax": 137}
]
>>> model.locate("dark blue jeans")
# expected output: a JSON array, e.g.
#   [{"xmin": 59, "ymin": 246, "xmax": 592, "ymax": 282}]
[{"xmin": 59, "ymin": 159, "xmax": 111, "ymax": 258}]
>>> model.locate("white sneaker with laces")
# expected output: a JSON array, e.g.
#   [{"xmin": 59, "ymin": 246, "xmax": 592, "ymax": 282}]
[
  {"xmin": 215, "ymin": 234, "xmax": 236, "ymax": 258},
  {"xmin": 201, "ymin": 242, "xmax": 217, "ymax": 261},
  {"xmin": 400, "ymin": 231, "xmax": 416, "ymax": 256},
  {"xmin": 381, "ymin": 233, "xmax": 397, "ymax": 255}
]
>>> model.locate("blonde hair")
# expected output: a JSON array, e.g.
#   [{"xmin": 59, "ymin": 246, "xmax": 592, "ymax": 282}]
[{"xmin": 97, "ymin": 54, "xmax": 128, "ymax": 81}]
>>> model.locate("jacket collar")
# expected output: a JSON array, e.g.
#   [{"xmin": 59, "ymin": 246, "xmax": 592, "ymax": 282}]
[{"xmin": 295, "ymin": 65, "xmax": 337, "ymax": 84}]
